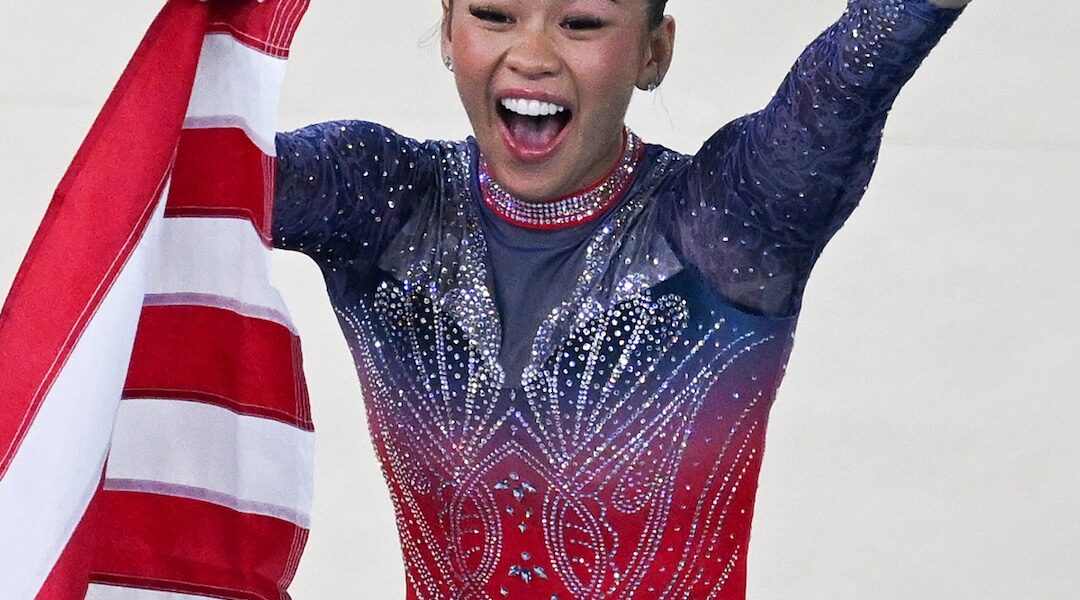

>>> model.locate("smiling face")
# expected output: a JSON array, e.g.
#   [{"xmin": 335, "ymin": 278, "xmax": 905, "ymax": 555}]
[{"xmin": 442, "ymin": 0, "xmax": 675, "ymax": 203}]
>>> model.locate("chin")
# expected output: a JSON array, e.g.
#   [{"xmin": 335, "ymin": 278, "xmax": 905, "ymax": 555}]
[
  {"xmin": 495, "ymin": 134, "xmax": 621, "ymax": 200},
  {"xmin": 492, "ymin": 167, "xmax": 569, "ymax": 204}
]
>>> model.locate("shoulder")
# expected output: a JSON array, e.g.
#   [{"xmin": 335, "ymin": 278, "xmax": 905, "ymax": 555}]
[
  {"xmin": 639, "ymin": 140, "xmax": 692, "ymax": 187},
  {"xmin": 644, "ymin": 141, "xmax": 691, "ymax": 167},
  {"xmin": 276, "ymin": 120, "xmax": 472, "ymax": 177},
  {"xmin": 277, "ymin": 119, "xmax": 441, "ymax": 153}
]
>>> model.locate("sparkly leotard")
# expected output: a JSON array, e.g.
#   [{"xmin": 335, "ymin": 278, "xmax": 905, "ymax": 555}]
[{"xmin": 273, "ymin": 1, "xmax": 963, "ymax": 598}]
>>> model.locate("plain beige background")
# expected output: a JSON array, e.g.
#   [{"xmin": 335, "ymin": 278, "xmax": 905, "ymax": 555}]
[{"xmin": 2, "ymin": 1, "xmax": 1078, "ymax": 598}]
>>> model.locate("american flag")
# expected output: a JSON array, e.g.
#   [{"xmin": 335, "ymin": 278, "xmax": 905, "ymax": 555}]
[{"xmin": 0, "ymin": 1, "xmax": 313, "ymax": 598}]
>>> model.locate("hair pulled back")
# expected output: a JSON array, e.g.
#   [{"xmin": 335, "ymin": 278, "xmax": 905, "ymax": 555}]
[{"xmin": 647, "ymin": 0, "xmax": 669, "ymax": 29}]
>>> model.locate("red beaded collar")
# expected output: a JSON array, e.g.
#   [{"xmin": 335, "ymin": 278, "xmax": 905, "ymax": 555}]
[{"xmin": 478, "ymin": 128, "xmax": 645, "ymax": 231}]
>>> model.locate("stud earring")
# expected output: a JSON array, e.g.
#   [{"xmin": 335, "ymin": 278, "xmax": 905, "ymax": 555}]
[
  {"xmin": 443, "ymin": 56, "xmax": 454, "ymax": 72},
  {"xmin": 646, "ymin": 77, "xmax": 661, "ymax": 92}
]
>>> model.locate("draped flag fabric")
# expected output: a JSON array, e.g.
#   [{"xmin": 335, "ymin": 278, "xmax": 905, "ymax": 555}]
[{"xmin": 0, "ymin": 1, "xmax": 313, "ymax": 598}]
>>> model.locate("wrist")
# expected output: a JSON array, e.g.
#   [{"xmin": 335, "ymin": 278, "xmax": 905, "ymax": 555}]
[{"xmin": 929, "ymin": 0, "xmax": 971, "ymax": 9}]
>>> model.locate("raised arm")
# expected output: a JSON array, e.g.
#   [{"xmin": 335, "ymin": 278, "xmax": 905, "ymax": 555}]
[
  {"xmin": 662, "ymin": 0, "xmax": 966, "ymax": 317},
  {"xmin": 272, "ymin": 121, "xmax": 437, "ymax": 273}
]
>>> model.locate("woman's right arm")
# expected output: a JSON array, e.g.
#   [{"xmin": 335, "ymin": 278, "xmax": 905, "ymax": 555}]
[{"xmin": 272, "ymin": 120, "xmax": 436, "ymax": 271}]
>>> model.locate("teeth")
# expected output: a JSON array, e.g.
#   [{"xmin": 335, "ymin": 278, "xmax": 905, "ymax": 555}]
[{"xmin": 500, "ymin": 98, "xmax": 567, "ymax": 117}]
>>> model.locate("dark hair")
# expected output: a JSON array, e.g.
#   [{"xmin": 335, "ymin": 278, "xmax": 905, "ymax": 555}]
[{"xmin": 648, "ymin": 0, "xmax": 669, "ymax": 29}]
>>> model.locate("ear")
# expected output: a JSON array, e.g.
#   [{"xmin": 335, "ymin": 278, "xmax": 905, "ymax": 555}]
[
  {"xmin": 441, "ymin": 1, "xmax": 453, "ymax": 60},
  {"xmin": 636, "ymin": 16, "xmax": 676, "ymax": 91}
]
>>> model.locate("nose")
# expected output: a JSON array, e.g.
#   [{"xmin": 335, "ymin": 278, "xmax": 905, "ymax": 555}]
[{"xmin": 504, "ymin": 26, "xmax": 561, "ymax": 80}]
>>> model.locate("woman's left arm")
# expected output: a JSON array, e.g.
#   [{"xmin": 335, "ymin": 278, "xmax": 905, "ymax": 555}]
[
  {"xmin": 930, "ymin": 0, "xmax": 972, "ymax": 8},
  {"xmin": 663, "ymin": 0, "xmax": 967, "ymax": 318}
]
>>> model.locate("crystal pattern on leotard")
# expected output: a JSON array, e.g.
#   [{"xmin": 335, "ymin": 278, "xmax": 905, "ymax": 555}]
[
  {"xmin": 478, "ymin": 128, "xmax": 645, "ymax": 231},
  {"xmin": 332, "ymin": 139, "xmax": 798, "ymax": 597},
  {"xmin": 271, "ymin": 2, "xmax": 963, "ymax": 597}
]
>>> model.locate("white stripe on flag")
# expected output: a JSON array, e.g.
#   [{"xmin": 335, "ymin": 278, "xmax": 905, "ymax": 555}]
[
  {"xmin": 184, "ymin": 32, "xmax": 288, "ymax": 155},
  {"xmin": 144, "ymin": 217, "xmax": 295, "ymax": 332},
  {"xmin": 104, "ymin": 398, "xmax": 314, "ymax": 528},
  {"xmin": 0, "ymin": 198, "xmax": 167, "ymax": 599},
  {"xmin": 86, "ymin": 584, "xmax": 221, "ymax": 600}
]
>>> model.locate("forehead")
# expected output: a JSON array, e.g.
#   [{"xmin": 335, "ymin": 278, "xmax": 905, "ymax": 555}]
[
  {"xmin": 449, "ymin": 0, "xmax": 634, "ymax": 8},
  {"xmin": 446, "ymin": 0, "xmax": 653, "ymax": 20}
]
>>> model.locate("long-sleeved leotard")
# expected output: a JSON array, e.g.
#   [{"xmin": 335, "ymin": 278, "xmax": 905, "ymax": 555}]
[
  {"xmin": 664, "ymin": 0, "xmax": 962, "ymax": 317},
  {"xmin": 273, "ymin": 2, "xmax": 963, "ymax": 598}
]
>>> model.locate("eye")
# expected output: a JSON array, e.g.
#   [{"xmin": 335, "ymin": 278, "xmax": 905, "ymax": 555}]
[
  {"xmin": 469, "ymin": 6, "xmax": 513, "ymax": 25},
  {"xmin": 562, "ymin": 16, "xmax": 606, "ymax": 31}
]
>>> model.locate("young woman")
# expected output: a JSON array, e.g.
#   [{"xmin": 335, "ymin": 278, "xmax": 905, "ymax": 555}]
[{"xmin": 274, "ymin": 0, "xmax": 968, "ymax": 597}]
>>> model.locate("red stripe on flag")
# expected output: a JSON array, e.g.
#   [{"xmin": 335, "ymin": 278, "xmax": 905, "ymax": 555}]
[
  {"xmin": 90, "ymin": 576, "xmax": 266, "ymax": 600},
  {"xmin": 35, "ymin": 476, "xmax": 105, "ymax": 600},
  {"xmin": 167, "ymin": 128, "xmax": 273, "ymax": 241},
  {"xmin": 207, "ymin": 0, "xmax": 312, "ymax": 58},
  {"xmin": 125, "ymin": 305, "xmax": 312, "ymax": 431},
  {"xmin": 0, "ymin": 2, "xmax": 208, "ymax": 479},
  {"xmin": 87, "ymin": 491, "xmax": 307, "ymax": 600},
  {"xmin": 37, "ymin": 549, "xmax": 91, "ymax": 600}
]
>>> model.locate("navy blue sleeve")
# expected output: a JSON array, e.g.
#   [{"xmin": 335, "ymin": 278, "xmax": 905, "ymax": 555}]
[
  {"xmin": 663, "ymin": 0, "xmax": 964, "ymax": 317},
  {"xmin": 272, "ymin": 120, "xmax": 438, "ymax": 273}
]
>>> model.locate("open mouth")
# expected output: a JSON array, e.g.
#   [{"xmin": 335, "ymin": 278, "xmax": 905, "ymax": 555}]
[{"xmin": 496, "ymin": 97, "xmax": 573, "ymax": 160}]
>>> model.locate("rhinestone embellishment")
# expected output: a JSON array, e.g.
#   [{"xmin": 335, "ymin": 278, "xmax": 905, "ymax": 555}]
[{"xmin": 478, "ymin": 127, "xmax": 644, "ymax": 230}]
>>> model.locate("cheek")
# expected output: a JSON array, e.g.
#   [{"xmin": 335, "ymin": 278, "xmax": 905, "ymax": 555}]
[
  {"xmin": 579, "ymin": 42, "xmax": 639, "ymax": 76},
  {"xmin": 577, "ymin": 36, "xmax": 642, "ymax": 85},
  {"xmin": 451, "ymin": 25, "xmax": 502, "ymax": 77},
  {"xmin": 450, "ymin": 29, "xmax": 503, "ymax": 110},
  {"xmin": 569, "ymin": 43, "xmax": 641, "ymax": 115}
]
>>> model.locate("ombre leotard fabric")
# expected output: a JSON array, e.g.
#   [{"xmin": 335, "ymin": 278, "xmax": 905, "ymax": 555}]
[{"xmin": 273, "ymin": 1, "xmax": 963, "ymax": 597}]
